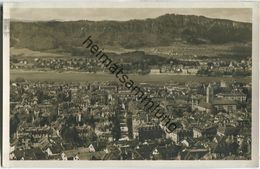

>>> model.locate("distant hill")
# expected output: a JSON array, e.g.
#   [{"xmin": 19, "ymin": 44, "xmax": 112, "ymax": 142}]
[{"xmin": 10, "ymin": 14, "xmax": 252, "ymax": 51}]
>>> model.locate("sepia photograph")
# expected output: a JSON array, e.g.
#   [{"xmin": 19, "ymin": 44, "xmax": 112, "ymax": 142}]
[{"xmin": 2, "ymin": 1, "xmax": 259, "ymax": 168}]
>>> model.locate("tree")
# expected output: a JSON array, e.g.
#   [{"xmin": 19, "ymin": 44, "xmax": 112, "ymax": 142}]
[
  {"xmin": 36, "ymin": 89, "xmax": 44, "ymax": 104},
  {"xmin": 15, "ymin": 77, "xmax": 25, "ymax": 83},
  {"xmin": 66, "ymin": 114, "xmax": 76, "ymax": 126},
  {"xmin": 61, "ymin": 126, "xmax": 83, "ymax": 147},
  {"xmin": 39, "ymin": 116, "xmax": 50, "ymax": 126}
]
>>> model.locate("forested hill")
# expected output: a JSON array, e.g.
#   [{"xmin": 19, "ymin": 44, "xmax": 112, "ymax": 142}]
[{"xmin": 10, "ymin": 13, "xmax": 252, "ymax": 51}]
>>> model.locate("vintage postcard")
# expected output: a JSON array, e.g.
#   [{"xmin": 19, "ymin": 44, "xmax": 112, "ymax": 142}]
[{"xmin": 2, "ymin": 1, "xmax": 259, "ymax": 168}]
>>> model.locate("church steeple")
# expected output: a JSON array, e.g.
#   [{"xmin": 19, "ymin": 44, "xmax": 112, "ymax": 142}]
[{"xmin": 206, "ymin": 83, "xmax": 214, "ymax": 103}]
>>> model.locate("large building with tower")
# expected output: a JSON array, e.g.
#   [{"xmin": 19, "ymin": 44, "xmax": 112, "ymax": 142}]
[{"xmin": 192, "ymin": 84, "xmax": 237, "ymax": 113}]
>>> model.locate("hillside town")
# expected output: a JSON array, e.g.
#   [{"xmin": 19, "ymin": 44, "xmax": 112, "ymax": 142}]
[{"xmin": 9, "ymin": 78, "xmax": 251, "ymax": 160}]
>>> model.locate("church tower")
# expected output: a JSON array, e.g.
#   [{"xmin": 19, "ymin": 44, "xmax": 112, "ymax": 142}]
[{"xmin": 206, "ymin": 83, "xmax": 214, "ymax": 103}]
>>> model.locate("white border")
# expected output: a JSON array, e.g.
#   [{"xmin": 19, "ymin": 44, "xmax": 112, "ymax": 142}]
[{"xmin": 2, "ymin": 1, "xmax": 260, "ymax": 167}]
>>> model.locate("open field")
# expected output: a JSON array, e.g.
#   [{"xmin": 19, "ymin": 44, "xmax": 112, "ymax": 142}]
[
  {"xmin": 10, "ymin": 47, "xmax": 69, "ymax": 58},
  {"xmin": 11, "ymin": 40, "xmax": 251, "ymax": 60},
  {"xmin": 10, "ymin": 70, "xmax": 251, "ymax": 84},
  {"xmin": 138, "ymin": 42, "xmax": 251, "ymax": 59}
]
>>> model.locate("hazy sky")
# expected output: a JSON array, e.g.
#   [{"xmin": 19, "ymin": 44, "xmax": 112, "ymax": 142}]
[{"xmin": 10, "ymin": 8, "xmax": 252, "ymax": 23}]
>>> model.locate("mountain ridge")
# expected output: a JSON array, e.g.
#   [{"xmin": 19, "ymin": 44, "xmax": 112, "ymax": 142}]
[{"xmin": 10, "ymin": 13, "xmax": 252, "ymax": 51}]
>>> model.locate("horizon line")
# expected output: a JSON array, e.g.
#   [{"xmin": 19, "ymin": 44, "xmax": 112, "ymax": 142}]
[{"xmin": 9, "ymin": 13, "xmax": 252, "ymax": 24}]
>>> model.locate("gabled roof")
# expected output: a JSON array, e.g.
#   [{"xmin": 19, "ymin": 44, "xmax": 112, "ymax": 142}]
[
  {"xmin": 212, "ymin": 99, "xmax": 236, "ymax": 105},
  {"xmin": 181, "ymin": 148, "xmax": 209, "ymax": 160},
  {"xmin": 216, "ymin": 92, "xmax": 246, "ymax": 97},
  {"xmin": 13, "ymin": 148, "xmax": 47, "ymax": 160},
  {"xmin": 197, "ymin": 102, "xmax": 213, "ymax": 109}
]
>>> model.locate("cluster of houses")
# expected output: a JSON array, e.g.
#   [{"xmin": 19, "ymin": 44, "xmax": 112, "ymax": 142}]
[
  {"xmin": 10, "ymin": 56, "xmax": 251, "ymax": 76},
  {"xmin": 150, "ymin": 58, "xmax": 251, "ymax": 76},
  {"xmin": 9, "ymin": 78, "xmax": 251, "ymax": 160}
]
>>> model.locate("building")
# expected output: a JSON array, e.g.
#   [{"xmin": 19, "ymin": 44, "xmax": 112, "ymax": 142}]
[
  {"xmin": 193, "ymin": 126, "xmax": 217, "ymax": 139},
  {"xmin": 212, "ymin": 99, "xmax": 237, "ymax": 113},
  {"xmin": 150, "ymin": 68, "xmax": 161, "ymax": 74},
  {"xmin": 216, "ymin": 92, "xmax": 247, "ymax": 102},
  {"xmin": 138, "ymin": 125, "xmax": 163, "ymax": 142},
  {"xmin": 167, "ymin": 129, "xmax": 193, "ymax": 143},
  {"xmin": 192, "ymin": 83, "xmax": 237, "ymax": 113},
  {"xmin": 206, "ymin": 84, "xmax": 214, "ymax": 104}
]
